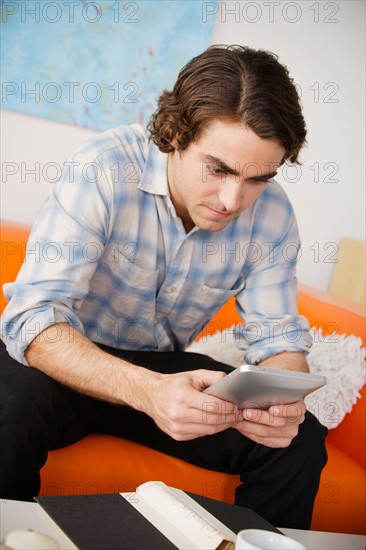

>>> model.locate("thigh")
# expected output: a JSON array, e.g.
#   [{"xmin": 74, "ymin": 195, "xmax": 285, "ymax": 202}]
[
  {"xmin": 91, "ymin": 348, "xmax": 327, "ymax": 483},
  {"xmin": 2, "ymin": 342, "xmax": 244, "ymax": 471},
  {"xmin": 1, "ymin": 340, "xmax": 93, "ymax": 449},
  {"xmin": 91, "ymin": 347, "xmax": 249, "ymax": 473},
  {"xmin": 97, "ymin": 346, "xmax": 235, "ymax": 376}
]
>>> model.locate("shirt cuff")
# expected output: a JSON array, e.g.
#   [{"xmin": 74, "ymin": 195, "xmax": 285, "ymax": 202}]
[
  {"xmin": 234, "ymin": 314, "xmax": 313, "ymax": 365},
  {"xmin": 2, "ymin": 307, "xmax": 84, "ymax": 366}
]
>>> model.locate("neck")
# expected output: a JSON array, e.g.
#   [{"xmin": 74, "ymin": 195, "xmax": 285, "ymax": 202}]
[
  {"xmin": 167, "ymin": 152, "xmax": 194, "ymax": 233},
  {"xmin": 181, "ymin": 217, "xmax": 195, "ymax": 233}
]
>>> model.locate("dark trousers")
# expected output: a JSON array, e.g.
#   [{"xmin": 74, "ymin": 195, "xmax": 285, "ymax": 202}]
[{"xmin": 0, "ymin": 340, "xmax": 328, "ymax": 528}]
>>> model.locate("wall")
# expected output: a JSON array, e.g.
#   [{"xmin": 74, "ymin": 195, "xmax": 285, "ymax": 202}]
[
  {"xmin": 1, "ymin": 110, "xmax": 98, "ymax": 223},
  {"xmin": 1, "ymin": 0, "xmax": 365, "ymax": 291},
  {"xmin": 210, "ymin": 0, "xmax": 365, "ymax": 289}
]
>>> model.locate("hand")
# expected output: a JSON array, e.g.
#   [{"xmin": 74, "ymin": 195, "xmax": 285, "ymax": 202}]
[
  {"xmin": 142, "ymin": 370, "xmax": 240, "ymax": 441},
  {"xmin": 233, "ymin": 399, "xmax": 306, "ymax": 448}
]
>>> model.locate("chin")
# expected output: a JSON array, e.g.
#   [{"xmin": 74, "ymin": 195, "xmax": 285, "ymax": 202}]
[{"xmin": 196, "ymin": 219, "xmax": 231, "ymax": 233}]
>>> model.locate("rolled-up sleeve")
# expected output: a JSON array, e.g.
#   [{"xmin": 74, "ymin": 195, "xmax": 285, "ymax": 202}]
[
  {"xmin": 234, "ymin": 202, "xmax": 312, "ymax": 364},
  {"xmin": 0, "ymin": 147, "xmax": 111, "ymax": 365}
]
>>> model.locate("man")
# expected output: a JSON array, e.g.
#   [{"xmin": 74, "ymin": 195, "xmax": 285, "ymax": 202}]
[{"xmin": 0, "ymin": 45, "xmax": 327, "ymax": 528}]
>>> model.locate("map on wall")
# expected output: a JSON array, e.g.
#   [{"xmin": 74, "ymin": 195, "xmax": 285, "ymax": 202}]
[{"xmin": 1, "ymin": 0, "xmax": 216, "ymax": 130}]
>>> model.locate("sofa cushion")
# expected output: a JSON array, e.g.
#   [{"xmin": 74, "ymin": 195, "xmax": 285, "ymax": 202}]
[
  {"xmin": 40, "ymin": 434, "xmax": 240, "ymax": 504},
  {"xmin": 40, "ymin": 435, "xmax": 366, "ymax": 534}
]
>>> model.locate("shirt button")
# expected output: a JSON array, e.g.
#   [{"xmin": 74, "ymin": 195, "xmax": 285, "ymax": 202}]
[{"xmin": 166, "ymin": 287, "xmax": 174, "ymax": 294}]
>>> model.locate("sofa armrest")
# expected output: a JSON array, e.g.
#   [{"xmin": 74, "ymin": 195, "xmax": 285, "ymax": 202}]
[
  {"xmin": 297, "ymin": 283, "xmax": 365, "ymax": 342},
  {"xmin": 297, "ymin": 284, "xmax": 365, "ymax": 468},
  {"xmin": 326, "ymin": 385, "xmax": 365, "ymax": 469},
  {"xmin": 0, "ymin": 220, "xmax": 31, "ymax": 315}
]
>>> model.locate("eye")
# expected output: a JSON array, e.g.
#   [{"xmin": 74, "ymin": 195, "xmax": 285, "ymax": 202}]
[
  {"xmin": 248, "ymin": 177, "xmax": 270, "ymax": 185},
  {"xmin": 207, "ymin": 165, "xmax": 224, "ymax": 176}
]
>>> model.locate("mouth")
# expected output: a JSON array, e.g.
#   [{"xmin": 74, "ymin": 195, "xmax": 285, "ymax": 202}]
[{"xmin": 205, "ymin": 206, "xmax": 234, "ymax": 220}]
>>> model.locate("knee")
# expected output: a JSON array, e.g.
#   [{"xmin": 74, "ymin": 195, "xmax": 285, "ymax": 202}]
[
  {"xmin": 297, "ymin": 411, "xmax": 328, "ymax": 464},
  {"xmin": 302, "ymin": 410, "xmax": 328, "ymax": 440}
]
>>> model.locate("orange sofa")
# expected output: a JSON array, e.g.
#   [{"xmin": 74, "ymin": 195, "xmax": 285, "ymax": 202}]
[{"xmin": 1, "ymin": 219, "xmax": 365, "ymax": 535}]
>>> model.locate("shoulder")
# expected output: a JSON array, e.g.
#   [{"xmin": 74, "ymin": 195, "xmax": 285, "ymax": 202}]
[
  {"xmin": 249, "ymin": 179, "xmax": 296, "ymax": 231},
  {"xmin": 226, "ymin": 179, "xmax": 298, "ymax": 243},
  {"xmin": 73, "ymin": 124, "xmax": 150, "ymax": 166},
  {"xmin": 252, "ymin": 179, "xmax": 299, "ymax": 242},
  {"xmin": 258, "ymin": 179, "xmax": 294, "ymax": 213},
  {"xmin": 54, "ymin": 125, "xmax": 151, "ymax": 220}
]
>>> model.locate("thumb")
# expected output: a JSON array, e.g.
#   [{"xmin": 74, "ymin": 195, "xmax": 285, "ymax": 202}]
[{"xmin": 189, "ymin": 369, "xmax": 228, "ymax": 391}]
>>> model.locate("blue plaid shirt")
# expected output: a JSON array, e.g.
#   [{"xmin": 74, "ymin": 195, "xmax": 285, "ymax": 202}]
[{"xmin": 1, "ymin": 124, "xmax": 312, "ymax": 365}]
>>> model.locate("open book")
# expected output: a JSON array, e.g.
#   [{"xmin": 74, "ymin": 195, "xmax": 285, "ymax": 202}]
[
  {"xmin": 36, "ymin": 482, "xmax": 279, "ymax": 548},
  {"xmin": 121, "ymin": 481, "xmax": 236, "ymax": 550}
]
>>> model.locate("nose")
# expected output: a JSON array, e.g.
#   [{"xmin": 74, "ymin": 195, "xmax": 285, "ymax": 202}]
[{"xmin": 217, "ymin": 179, "xmax": 243, "ymax": 213}]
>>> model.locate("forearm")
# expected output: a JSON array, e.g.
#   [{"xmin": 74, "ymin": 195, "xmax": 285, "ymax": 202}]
[
  {"xmin": 25, "ymin": 323, "xmax": 239, "ymax": 441},
  {"xmin": 24, "ymin": 322, "xmax": 161, "ymax": 412},
  {"xmin": 259, "ymin": 351, "xmax": 309, "ymax": 373}
]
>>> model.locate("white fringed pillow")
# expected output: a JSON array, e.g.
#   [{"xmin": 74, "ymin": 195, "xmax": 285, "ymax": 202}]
[{"xmin": 186, "ymin": 328, "xmax": 366, "ymax": 429}]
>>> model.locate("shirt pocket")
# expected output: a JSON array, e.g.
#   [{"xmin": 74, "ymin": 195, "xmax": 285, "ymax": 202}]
[
  {"xmin": 181, "ymin": 280, "xmax": 245, "ymax": 328},
  {"xmin": 87, "ymin": 249, "xmax": 159, "ymax": 322}
]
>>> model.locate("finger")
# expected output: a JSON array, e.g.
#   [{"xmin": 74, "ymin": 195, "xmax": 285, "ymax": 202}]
[
  {"xmin": 163, "ymin": 394, "xmax": 239, "ymax": 427},
  {"xmin": 241, "ymin": 408, "xmax": 290, "ymax": 427},
  {"xmin": 242, "ymin": 407, "xmax": 305, "ymax": 427},
  {"xmin": 163, "ymin": 374, "xmax": 238, "ymax": 419},
  {"xmin": 189, "ymin": 369, "xmax": 229, "ymax": 391},
  {"xmin": 166, "ymin": 417, "xmax": 237, "ymax": 441},
  {"xmin": 200, "ymin": 397, "xmax": 240, "ymax": 424},
  {"xmin": 268, "ymin": 400, "xmax": 306, "ymax": 423},
  {"xmin": 171, "ymin": 369, "xmax": 239, "ymax": 416},
  {"xmin": 234, "ymin": 419, "xmax": 300, "ymax": 441}
]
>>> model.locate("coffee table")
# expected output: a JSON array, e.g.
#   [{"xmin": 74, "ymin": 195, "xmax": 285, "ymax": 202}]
[
  {"xmin": 0, "ymin": 500, "xmax": 75, "ymax": 549},
  {"xmin": 280, "ymin": 527, "xmax": 365, "ymax": 550},
  {"xmin": 1, "ymin": 499, "xmax": 364, "ymax": 549}
]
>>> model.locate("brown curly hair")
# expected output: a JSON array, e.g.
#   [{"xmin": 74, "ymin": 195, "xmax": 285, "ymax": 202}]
[{"xmin": 147, "ymin": 44, "xmax": 306, "ymax": 163}]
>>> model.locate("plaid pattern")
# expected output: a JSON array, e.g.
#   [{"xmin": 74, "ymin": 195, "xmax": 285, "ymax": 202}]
[{"xmin": 1, "ymin": 124, "xmax": 312, "ymax": 365}]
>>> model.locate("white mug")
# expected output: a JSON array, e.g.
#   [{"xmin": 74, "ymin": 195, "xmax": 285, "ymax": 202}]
[{"xmin": 235, "ymin": 529, "xmax": 307, "ymax": 549}]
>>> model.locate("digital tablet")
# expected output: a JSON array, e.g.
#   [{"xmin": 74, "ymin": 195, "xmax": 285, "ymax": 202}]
[{"xmin": 203, "ymin": 365, "xmax": 326, "ymax": 410}]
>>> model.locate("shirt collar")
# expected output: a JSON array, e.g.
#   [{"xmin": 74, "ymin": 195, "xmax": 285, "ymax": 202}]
[
  {"xmin": 138, "ymin": 140, "xmax": 169, "ymax": 196},
  {"xmin": 137, "ymin": 139, "xmax": 200, "ymax": 235}
]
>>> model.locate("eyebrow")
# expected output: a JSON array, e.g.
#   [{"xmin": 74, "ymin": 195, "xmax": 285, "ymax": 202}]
[{"xmin": 201, "ymin": 153, "xmax": 278, "ymax": 181}]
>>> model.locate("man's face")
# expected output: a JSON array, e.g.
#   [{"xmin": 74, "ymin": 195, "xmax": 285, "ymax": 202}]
[{"xmin": 167, "ymin": 120, "xmax": 286, "ymax": 232}]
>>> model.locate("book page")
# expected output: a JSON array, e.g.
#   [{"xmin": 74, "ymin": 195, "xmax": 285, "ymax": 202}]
[{"xmin": 121, "ymin": 481, "xmax": 236, "ymax": 550}]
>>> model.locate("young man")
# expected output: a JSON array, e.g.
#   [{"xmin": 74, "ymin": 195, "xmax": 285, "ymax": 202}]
[{"xmin": 0, "ymin": 45, "xmax": 327, "ymax": 528}]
